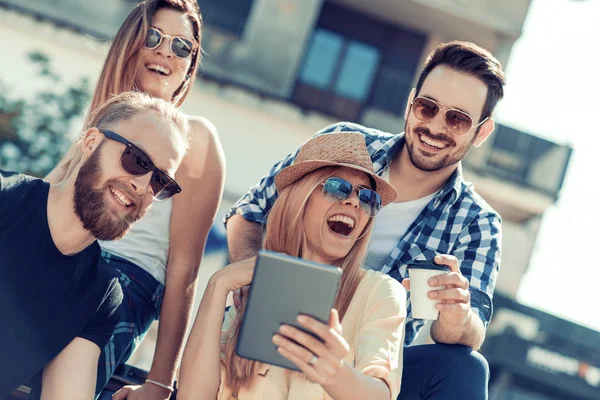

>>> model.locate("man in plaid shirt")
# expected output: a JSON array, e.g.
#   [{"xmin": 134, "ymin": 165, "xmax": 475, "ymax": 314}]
[{"xmin": 226, "ymin": 41, "xmax": 504, "ymax": 399}]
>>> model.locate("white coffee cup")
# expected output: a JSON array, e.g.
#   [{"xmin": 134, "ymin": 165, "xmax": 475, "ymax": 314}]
[{"xmin": 407, "ymin": 261, "xmax": 450, "ymax": 320}]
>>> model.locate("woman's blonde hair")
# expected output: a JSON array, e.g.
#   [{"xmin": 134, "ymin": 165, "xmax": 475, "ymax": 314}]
[
  {"xmin": 54, "ymin": 0, "xmax": 201, "ymax": 181},
  {"xmin": 223, "ymin": 167, "xmax": 374, "ymax": 395}
]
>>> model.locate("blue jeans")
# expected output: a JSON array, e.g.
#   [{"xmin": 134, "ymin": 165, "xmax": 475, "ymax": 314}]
[
  {"xmin": 398, "ymin": 344, "xmax": 489, "ymax": 400},
  {"xmin": 95, "ymin": 252, "xmax": 165, "ymax": 398}
]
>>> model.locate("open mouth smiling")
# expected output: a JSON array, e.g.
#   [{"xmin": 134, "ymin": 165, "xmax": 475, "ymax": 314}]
[
  {"xmin": 146, "ymin": 63, "xmax": 172, "ymax": 76},
  {"xmin": 326, "ymin": 214, "xmax": 356, "ymax": 237},
  {"xmin": 419, "ymin": 134, "xmax": 449, "ymax": 150},
  {"xmin": 110, "ymin": 186, "xmax": 134, "ymax": 208}
]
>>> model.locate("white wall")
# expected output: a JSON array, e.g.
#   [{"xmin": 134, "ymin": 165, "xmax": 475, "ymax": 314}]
[{"xmin": 494, "ymin": 218, "xmax": 541, "ymax": 297}]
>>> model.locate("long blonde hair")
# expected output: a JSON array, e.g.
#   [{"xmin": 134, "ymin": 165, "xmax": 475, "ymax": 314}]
[
  {"xmin": 56, "ymin": 0, "xmax": 202, "ymax": 181},
  {"xmin": 223, "ymin": 167, "xmax": 374, "ymax": 395},
  {"xmin": 90, "ymin": 0, "xmax": 202, "ymax": 114}
]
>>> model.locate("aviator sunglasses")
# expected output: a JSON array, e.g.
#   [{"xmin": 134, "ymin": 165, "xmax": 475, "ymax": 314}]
[
  {"xmin": 411, "ymin": 96, "xmax": 489, "ymax": 136},
  {"xmin": 144, "ymin": 27, "xmax": 197, "ymax": 59},
  {"xmin": 101, "ymin": 129, "xmax": 182, "ymax": 201},
  {"xmin": 321, "ymin": 177, "xmax": 382, "ymax": 217}
]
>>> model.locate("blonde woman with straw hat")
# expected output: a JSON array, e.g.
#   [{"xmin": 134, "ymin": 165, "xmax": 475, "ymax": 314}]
[{"xmin": 179, "ymin": 132, "xmax": 406, "ymax": 400}]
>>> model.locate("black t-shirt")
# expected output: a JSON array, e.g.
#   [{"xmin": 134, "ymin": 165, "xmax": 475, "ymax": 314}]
[{"xmin": 0, "ymin": 170, "xmax": 123, "ymax": 399}]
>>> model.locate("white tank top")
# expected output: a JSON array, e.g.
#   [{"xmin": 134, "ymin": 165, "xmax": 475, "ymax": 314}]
[{"xmin": 100, "ymin": 198, "xmax": 173, "ymax": 284}]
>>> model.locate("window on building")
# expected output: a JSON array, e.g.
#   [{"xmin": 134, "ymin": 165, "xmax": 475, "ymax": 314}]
[
  {"xmin": 335, "ymin": 41, "xmax": 381, "ymax": 102},
  {"xmin": 369, "ymin": 32, "xmax": 424, "ymax": 116},
  {"xmin": 293, "ymin": 2, "xmax": 425, "ymax": 122},
  {"xmin": 298, "ymin": 30, "xmax": 343, "ymax": 90},
  {"xmin": 199, "ymin": 0, "xmax": 254, "ymax": 38},
  {"xmin": 294, "ymin": 28, "xmax": 381, "ymax": 121}
]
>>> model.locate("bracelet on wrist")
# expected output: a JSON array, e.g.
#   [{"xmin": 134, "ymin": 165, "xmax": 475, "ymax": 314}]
[{"xmin": 145, "ymin": 379, "xmax": 174, "ymax": 393}]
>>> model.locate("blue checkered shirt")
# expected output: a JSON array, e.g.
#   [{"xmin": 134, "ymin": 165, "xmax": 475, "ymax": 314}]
[{"xmin": 225, "ymin": 122, "xmax": 502, "ymax": 346}]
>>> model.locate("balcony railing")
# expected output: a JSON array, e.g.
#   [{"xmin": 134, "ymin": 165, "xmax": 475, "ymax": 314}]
[{"xmin": 464, "ymin": 124, "xmax": 572, "ymax": 200}]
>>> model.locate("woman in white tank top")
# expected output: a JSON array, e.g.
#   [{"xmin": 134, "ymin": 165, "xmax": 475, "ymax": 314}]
[{"xmin": 45, "ymin": 1, "xmax": 225, "ymax": 398}]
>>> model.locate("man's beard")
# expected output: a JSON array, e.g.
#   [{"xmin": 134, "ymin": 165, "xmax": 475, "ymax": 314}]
[
  {"xmin": 404, "ymin": 120, "xmax": 476, "ymax": 172},
  {"xmin": 73, "ymin": 144, "xmax": 148, "ymax": 241}
]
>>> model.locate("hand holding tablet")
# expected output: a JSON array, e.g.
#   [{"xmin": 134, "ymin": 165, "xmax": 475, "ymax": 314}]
[
  {"xmin": 273, "ymin": 308, "xmax": 350, "ymax": 385},
  {"xmin": 236, "ymin": 250, "xmax": 343, "ymax": 371}
]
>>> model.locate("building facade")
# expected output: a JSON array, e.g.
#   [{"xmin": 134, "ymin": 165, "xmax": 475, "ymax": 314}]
[{"xmin": 0, "ymin": 0, "xmax": 571, "ymax": 299}]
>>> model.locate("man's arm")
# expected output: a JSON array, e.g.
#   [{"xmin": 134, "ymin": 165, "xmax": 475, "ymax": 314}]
[
  {"xmin": 402, "ymin": 255, "xmax": 486, "ymax": 350},
  {"xmin": 226, "ymin": 214, "xmax": 263, "ymax": 262},
  {"xmin": 432, "ymin": 312, "xmax": 484, "ymax": 348},
  {"xmin": 223, "ymin": 149, "xmax": 298, "ymax": 262},
  {"xmin": 41, "ymin": 337, "xmax": 100, "ymax": 400},
  {"xmin": 412, "ymin": 210, "xmax": 501, "ymax": 350},
  {"xmin": 430, "ymin": 294, "xmax": 486, "ymax": 350}
]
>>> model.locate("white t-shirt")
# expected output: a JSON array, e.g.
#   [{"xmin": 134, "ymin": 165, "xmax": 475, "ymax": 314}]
[{"xmin": 364, "ymin": 168, "xmax": 437, "ymax": 271}]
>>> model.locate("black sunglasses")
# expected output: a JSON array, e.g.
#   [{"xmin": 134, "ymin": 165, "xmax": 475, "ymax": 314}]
[
  {"xmin": 321, "ymin": 177, "xmax": 382, "ymax": 217},
  {"xmin": 144, "ymin": 27, "xmax": 197, "ymax": 59},
  {"xmin": 100, "ymin": 129, "xmax": 181, "ymax": 201}
]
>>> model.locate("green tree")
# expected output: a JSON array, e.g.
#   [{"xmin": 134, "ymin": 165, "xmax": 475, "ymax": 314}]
[{"xmin": 0, "ymin": 51, "xmax": 91, "ymax": 177}]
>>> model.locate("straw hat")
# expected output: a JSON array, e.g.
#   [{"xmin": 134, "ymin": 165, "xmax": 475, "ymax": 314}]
[{"xmin": 274, "ymin": 132, "xmax": 398, "ymax": 206}]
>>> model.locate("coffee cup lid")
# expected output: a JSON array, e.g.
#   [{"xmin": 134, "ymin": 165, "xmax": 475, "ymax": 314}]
[{"xmin": 406, "ymin": 260, "xmax": 450, "ymax": 272}]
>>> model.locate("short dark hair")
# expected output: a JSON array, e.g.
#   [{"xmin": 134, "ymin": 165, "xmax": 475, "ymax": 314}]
[{"xmin": 415, "ymin": 41, "xmax": 506, "ymax": 122}]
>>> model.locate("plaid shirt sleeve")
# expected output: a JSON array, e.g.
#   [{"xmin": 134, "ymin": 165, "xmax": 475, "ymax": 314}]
[
  {"xmin": 452, "ymin": 210, "xmax": 502, "ymax": 328},
  {"xmin": 224, "ymin": 123, "xmax": 352, "ymax": 226}
]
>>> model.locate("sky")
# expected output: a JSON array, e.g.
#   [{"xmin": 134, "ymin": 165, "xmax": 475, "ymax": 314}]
[{"xmin": 496, "ymin": 0, "xmax": 600, "ymax": 330}]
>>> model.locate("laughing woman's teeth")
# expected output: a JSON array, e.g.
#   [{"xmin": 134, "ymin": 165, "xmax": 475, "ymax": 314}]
[
  {"xmin": 326, "ymin": 214, "xmax": 356, "ymax": 236},
  {"xmin": 147, "ymin": 64, "xmax": 171, "ymax": 76},
  {"xmin": 327, "ymin": 214, "xmax": 355, "ymax": 228}
]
